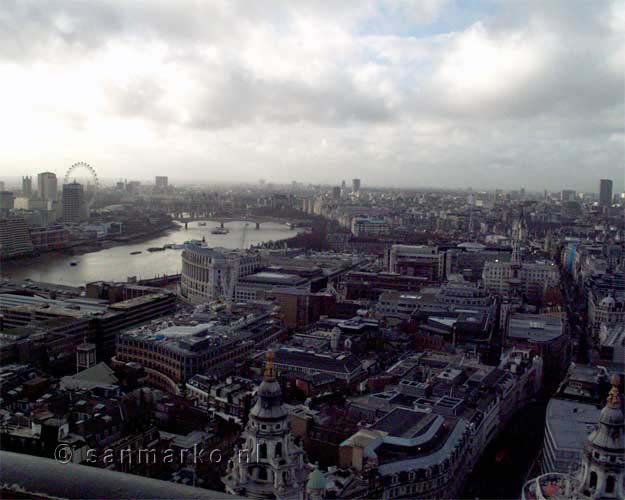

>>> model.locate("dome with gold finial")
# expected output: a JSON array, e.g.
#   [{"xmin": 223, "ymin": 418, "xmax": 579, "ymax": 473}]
[
  {"xmin": 596, "ymin": 375, "xmax": 624, "ymax": 429},
  {"xmin": 222, "ymin": 348, "xmax": 308, "ymax": 500},
  {"xmin": 250, "ymin": 349, "xmax": 287, "ymax": 420}
]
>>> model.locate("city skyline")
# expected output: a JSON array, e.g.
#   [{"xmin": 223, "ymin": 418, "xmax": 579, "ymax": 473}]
[{"xmin": 1, "ymin": 0, "xmax": 623, "ymax": 191}]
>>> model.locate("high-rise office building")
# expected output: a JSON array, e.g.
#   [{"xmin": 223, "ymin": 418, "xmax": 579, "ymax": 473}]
[
  {"xmin": 0, "ymin": 191, "xmax": 15, "ymax": 216},
  {"xmin": 155, "ymin": 176, "xmax": 168, "ymax": 190},
  {"xmin": 560, "ymin": 189, "xmax": 576, "ymax": 202},
  {"xmin": 332, "ymin": 186, "xmax": 341, "ymax": 199},
  {"xmin": 352, "ymin": 178, "xmax": 361, "ymax": 194},
  {"xmin": 62, "ymin": 182, "xmax": 87, "ymax": 222},
  {"xmin": 22, "ymin": 176, "xmax": 32, "ymax": 198},
  {"xmin": 37, "ymin": 172, "xmax": 58, "ymax": 202},
  {"xmin": 599, "ymin": 178, "xmax": 613, "ymax": 207}
]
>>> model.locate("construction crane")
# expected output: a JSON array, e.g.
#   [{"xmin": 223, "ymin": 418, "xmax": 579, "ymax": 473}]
[{"xmin": 218, "ymin": 222, "xmax": 250, "ymax": 308}]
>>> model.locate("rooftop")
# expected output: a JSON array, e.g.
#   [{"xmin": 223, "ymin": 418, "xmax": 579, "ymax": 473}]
[
  {"xmin": 274, "ymin": 347, "xmax": 361, "ymax": 374},
  {"xmin": 239, "ymin": 271, "xmax": 308, "ymax": 286},
  {"xmin": 508, "ymin": 313, "xmax": 564, "ymax": 343},
  {"xmin": 545, "ymin": 398, "xmax": 601, "ymax": 451}
]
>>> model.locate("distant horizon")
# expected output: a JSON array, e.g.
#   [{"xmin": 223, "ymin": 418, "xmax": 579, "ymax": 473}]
[{"xmin": 0, "ymin": 170, "xmax": 625, "ymax": 195}]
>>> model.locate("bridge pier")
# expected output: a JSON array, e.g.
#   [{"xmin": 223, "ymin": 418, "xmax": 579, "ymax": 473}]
[
  {"xmin": 184, "ymin": 222, "xmax": 188, "ymax": 230},
  {"xmin": 220, "ymin": 221, "xmax": 224, "ymax": 228},
  {"xmin": 255, "ymin": 222, "xmax": 260, "ymax": 230}
]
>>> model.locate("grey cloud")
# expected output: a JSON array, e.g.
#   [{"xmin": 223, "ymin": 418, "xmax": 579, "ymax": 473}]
[
  {"xmin": 188, "ymin": 69, "xmax": 394, "ymax": 129},
  {"xmin": 2, "ymin": 0, "xmax": 623, "ymax": 191},
  {"xmin": 105, "ymin": 78, "xmax": 176, "ymax": 123}
]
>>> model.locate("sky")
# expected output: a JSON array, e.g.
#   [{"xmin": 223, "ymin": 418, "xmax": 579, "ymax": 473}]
[{"xmin": 0, "ymin": 0, "xmax": 623, "ymax": 192}]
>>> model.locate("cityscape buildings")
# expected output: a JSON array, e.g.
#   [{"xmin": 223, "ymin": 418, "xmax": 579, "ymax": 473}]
[{"xmin": 0, "ymin": 173, "xmax": 622, "ymax": 500}]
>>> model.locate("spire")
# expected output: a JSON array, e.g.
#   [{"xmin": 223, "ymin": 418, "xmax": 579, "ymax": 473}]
[
  {"xmin": 264, "ymin": 350, "xmax": 274, "ymax": 379},
  {"xmin": 511, "ymin": 209, "xmax": 525, "ymax": 264}
]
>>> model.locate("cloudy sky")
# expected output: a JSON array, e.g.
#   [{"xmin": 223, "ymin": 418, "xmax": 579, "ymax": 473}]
[{"xmin": 1, "ymin": 0, "xmax": 623, "ymax": 191}]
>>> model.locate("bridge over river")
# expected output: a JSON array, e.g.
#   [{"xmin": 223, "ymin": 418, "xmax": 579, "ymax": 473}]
[{"xmin": 172, "ymin": 214, "xmax": 310, "ymax": 230}]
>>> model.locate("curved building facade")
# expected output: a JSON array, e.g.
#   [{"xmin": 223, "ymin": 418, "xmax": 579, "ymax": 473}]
[{"xmin": 180, "ymin": 242, "xmax": 261, "ymax": 304}]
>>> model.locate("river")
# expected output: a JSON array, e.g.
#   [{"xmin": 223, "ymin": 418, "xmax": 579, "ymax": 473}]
[{"xmin": 1, "ymin": 221, "xmax": 299, "ymax": 286}]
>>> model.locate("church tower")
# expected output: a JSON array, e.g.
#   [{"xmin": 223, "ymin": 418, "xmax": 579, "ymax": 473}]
[
  {"xmin": 223, "ymin": 352, "xmax": 308, "ymax": 500},
  {"xmin": 522, "ymin": 375, "xmax": 624, "ymax": 500},
  {"xmin": 76, "ymin": 341, "xmax": 96, "ymax": 373},
  {"xmin": 576, "ymin": 375, "xmax": 624, "ymax": 498}
]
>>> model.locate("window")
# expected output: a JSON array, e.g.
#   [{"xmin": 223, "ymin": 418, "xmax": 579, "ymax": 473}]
[
  {"xmin": 258, "ymin": 443, "xmax": 267, "ymax": 459},
  {"xmin": 606, "ymin": 475, "xmax": 615, "ymax": 493},
  {"xmin": 589, "ymin": 471, "xmax": 597, "ymax": 489},
  {"xmin": 275, "ymin": 442, "xmax": 282, "ymax": 458},
  {"xmin": 258, "ymin": 467, "xmax": 267, "ymax": 480}
]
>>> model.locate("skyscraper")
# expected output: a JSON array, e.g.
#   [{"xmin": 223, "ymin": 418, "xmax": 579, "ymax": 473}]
[
  {"xmin": 352, "ymin": 178, "xmax": 361, "ymax": 194},
  {"xmin": 37, "ymin": 172, "xmax": 58, "ymax": 202},
  {"xmin": 22, "ymin": 176, "xmax": 32, "ymax": 198},
  {"xmin": 560, "ymin": 189, "xmax": 576, "ymax": 202},
  {"xmin": 0, "ymin": 191, "xmax": 15, "ymax": 216},
  {"xmin": 155, "ymin": 176, "xmax": 168, "ymax": 190},
  {"xmin": 599, "ymin": 178, "xmax": 613, "ymax": 207},
  {"xmin": 62, "ymin": 182, "xmax": 87, "ymax": 222}
]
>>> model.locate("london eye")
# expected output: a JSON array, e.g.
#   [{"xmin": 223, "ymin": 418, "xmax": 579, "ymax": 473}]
[{"xmin": 64, "ymin": 162, "xmax": 99, "ymax": 207}]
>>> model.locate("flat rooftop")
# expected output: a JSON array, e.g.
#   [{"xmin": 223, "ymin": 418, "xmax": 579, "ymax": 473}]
[
  {"xmin": 373, "ymin": 407, "xmax": 437, "ymax": 439},
  {"xmin": 545, "ymin": 398, "xmax": 600, "ymax": 451},
  {"xmin": 508, "ymin": 313, "xmax": 564, "ymax": 342},
  {"xmin": 239, "ymin": 272, "xmax": 308, "ymax": 286}
]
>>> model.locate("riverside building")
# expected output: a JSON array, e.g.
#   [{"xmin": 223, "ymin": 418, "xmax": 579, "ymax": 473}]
[{"xmin": 179, "ymin": 242, "xmax": 261, "ymax": 304}]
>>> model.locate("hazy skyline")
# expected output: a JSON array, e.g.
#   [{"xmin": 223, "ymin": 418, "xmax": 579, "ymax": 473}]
[{"xmin": 1, "ymin": 0, "xmax": 623, "ymax": 191}]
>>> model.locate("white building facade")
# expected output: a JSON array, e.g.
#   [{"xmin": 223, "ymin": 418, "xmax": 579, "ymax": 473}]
[{"xmin": 179, "ymin": 243, "xmax": 261, "ymax": 304}]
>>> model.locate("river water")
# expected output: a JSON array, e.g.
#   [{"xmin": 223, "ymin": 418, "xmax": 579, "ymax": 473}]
[{"xmin": 1, "ymin": 221, "xmax": 299, "ymax": 286}]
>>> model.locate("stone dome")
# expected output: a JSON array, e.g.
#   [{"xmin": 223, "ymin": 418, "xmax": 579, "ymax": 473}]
[
  {"xmin": 250, "ymin": 351, "xmax": 288, "ymax": 420},
  {"xmin": 587, "ymin": 377, "xmax": 624, "ymax": 451},
  {"xmin": 599, "ymin": 404, "xmax": 624, "ymax": 427}
]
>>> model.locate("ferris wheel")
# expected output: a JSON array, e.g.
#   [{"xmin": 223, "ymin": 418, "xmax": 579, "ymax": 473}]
[{"xmin": 64, "ymin": 161, "xmax": 99, "ymax": 207}]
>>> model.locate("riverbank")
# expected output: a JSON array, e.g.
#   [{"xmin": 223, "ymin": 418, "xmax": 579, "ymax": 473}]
[
  {"xmin": 1, "ymin": 220, "xmax": 300, "ymax": 286},
  {"xmin": 0, "ymin": 223, "xmax": 179, "ymax": 265},
  {"xmin": 61, "ymin": 223, "xmax": 180, "ymax": 257}
]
